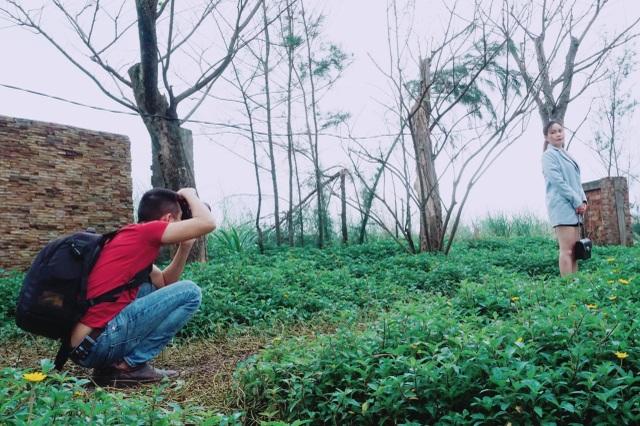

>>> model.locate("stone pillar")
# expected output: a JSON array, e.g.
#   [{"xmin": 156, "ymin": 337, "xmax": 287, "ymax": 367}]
[{"xmin": 583, "ymin": 177, "xmax": 633, "ymax": 246}]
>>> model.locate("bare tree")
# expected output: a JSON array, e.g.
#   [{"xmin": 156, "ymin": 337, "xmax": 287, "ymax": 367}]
[
  {"xmin": 283, "ymin": 0, "xmax": 298, "ymax": 247},
  {"xmin": 294, "ymin": 1, "xmax": 350, "ymax": 247},
  {"xmin": 589, "ymin": 48, "xmax": 638, "ymax": 185},
  {"xmin": 260, "ymin": 0, "xmax": 282, "ymax": 245},
  {"xmin": 0, "ymin": 0, "xmax": 265, "ymax": 260},
  {"xmin": 502, "ymin": 0, "xmax": 640, "ymax": 124},
  {"xmin": 231, "ymin": 61, "xmax": 266, "ymax": 252},
  {"xmin": 346, "ymin": 0, "xmax": 534, "ymax": 254}
]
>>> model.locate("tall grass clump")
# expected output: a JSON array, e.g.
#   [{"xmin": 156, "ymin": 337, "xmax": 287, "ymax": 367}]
[
  {"xmin": 211, "ymin": 224, "xmax": 259, "ymax": 254},
  {"xmin": 456, "ymin": 210, "xmax": 554, "ymax": 240}
]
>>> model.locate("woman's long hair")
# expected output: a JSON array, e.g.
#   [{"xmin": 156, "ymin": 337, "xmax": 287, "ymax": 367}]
[{"xmin": 542, "ymin": 119, "xmax": 564, "ymax": 152}]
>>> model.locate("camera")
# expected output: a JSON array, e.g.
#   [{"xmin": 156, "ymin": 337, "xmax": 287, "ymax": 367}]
[
  {"xmin": 178, "ymin": 197, "xmax": 211, "ymax": 221},
  {"xmin": 178, "ymin": 197, "xmax": 192, "ymax": 220}
]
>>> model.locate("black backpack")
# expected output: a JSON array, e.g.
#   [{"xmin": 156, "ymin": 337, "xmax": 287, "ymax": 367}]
[{"xmin": 15, "ymin": 227, "xmax": 151, "ymax": 370}]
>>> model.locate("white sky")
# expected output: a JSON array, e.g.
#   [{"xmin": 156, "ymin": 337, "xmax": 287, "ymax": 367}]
[{"xmin": 1, "ymin": 0, "xmax": 639, "ymax": 228}]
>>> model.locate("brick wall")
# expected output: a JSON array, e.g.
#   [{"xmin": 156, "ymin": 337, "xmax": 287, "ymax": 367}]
[
  {"xmin": 583, "ymin": 177, "xmax": 633, "ymax": 246},
  {"xmin": 0, "ymin": 115, "xmax": 134, "ymax": 271}
]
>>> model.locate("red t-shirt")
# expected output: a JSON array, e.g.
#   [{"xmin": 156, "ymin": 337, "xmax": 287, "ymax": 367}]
[{"xmin": 81, "ymin": 221, "xmax": 169, "ymax": 328}]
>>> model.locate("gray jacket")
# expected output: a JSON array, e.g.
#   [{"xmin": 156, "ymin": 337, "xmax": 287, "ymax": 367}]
[{"xmin": 541, "ymin": 145, "xmax": 587, "ymax": 227}]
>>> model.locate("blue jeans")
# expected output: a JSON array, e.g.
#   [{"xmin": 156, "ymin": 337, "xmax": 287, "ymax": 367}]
[{"xmin": 74, "ymin": 280, "xmax": 201, "ymax": 369}]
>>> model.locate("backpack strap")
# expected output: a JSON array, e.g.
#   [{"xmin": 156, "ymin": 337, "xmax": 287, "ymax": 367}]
[
  {"xmin": 55, "ymin": 338, "xmax": 71, "ymax": 371},
  {"xmin": 86, "ymin": 264, "xmax": 153, "ymax": 306},
  {"xmin": 77, "ymin": 230, "xmax": 119, "ymax": 315}
]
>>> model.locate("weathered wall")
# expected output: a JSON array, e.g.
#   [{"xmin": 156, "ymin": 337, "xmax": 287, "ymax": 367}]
[
  {"xmin": 583, "ymin": 177, "xmax": 633, "ymax": 246},
  {"xmin": 0, "ymin": 115, "xmax": 134, "ymax": 271}
]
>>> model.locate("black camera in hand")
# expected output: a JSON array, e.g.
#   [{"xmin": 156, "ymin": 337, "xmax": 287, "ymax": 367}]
[
  {"xmin": 178, "ymin": 197, "xmax": 211, "ymax": 220},
  {"xmin": 178, "ymin": 197, "xmax": 192, "ymax": 220}
]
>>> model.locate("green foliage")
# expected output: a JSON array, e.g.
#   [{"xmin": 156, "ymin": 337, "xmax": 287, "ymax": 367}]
[
  {"xmin": 320, "ymin": 110, "xmax": 351, "ymax": 131},
  {"xmin": 1, "ymin": 359, "xmax": 242, "ymax": 425},
  {"xmin": 235, "ymin": 246, "xmax": 640, "ymax": 424},
  {"xmin": 313, "ymin": 44, "xmax": 349, "ymax": 76},
  {"xmin": 3, "ymin": 235, "xmax": 640, "ymax": 425},
  {"xmin": 0, "ymin": 237, "xmax": 558, "ymax": 340},
  {"xmin": 0, "ymin": 270, "xmax": 21, "ymax": 339}
]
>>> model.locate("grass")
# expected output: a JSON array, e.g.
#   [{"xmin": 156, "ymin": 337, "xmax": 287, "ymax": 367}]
[{"xmin": 1, "ymin": 224, "xmax": 639, "ymax": 424}]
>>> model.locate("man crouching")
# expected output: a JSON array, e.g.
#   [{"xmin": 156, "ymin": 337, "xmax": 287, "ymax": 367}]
[{"xmin": 68, "ymin": 187, "xmax": 215, "ymax": 386}]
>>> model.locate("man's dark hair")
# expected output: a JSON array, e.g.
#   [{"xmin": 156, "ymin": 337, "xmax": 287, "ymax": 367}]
[{"xmin": 137, "ymin": 188, "xmax": 181, "ymax": 223}]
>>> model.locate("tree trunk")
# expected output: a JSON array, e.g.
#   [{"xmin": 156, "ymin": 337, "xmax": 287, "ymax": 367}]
[
  {"xmin": 340, "ymin": 168, "xmax": 348, "ymax": 244},
  {"xmin": 410, "ymin": 58, "xmax": 443, "ymax": 252},
  {"xmin": 299, "ymin": 0, "xmax": 324, "ymax": 248},
  {"xmin": 262, "ymin": 2, "xmax": 281, "ymax": 246},
  {"xmin": 129, "ymin": 63, "xmax": 206, "ymax": 262},
  {"xmin": 285, "ymin": 0, "xmax": 295, "ymax": 247}
]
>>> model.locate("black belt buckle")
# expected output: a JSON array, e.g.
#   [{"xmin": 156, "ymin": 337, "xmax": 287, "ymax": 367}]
[
  {"xmin": 69, "ymin": 328, "xmax": 104, "ymax": 362},
  {"xmin": 69, "ymin": 341, "xmax": 91, "ymax": 361}
]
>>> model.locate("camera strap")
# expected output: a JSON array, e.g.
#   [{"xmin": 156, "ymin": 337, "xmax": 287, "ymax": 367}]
[{"xmin": 578, "ymin": 214, "xmax": 586, "ymax": 239}]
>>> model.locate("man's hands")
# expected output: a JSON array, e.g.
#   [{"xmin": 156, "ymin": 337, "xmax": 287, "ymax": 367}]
[
  {"xmin": 161, "ymin": 188, "xmax": 216, "ymax": 245},
  {"xmin": 177, "ymin": 188, "xmax": 198, "ymax": 202}
]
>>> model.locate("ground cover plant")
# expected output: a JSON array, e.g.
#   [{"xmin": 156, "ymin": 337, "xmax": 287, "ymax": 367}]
[{"xmin": 1, "ymin": 231, "xmax": 638, "ymax": 424}]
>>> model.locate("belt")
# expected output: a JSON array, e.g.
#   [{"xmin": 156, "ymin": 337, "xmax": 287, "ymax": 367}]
[{"xmin": 69, "ymin": 327, "xmax": 105, "ymax": 362}]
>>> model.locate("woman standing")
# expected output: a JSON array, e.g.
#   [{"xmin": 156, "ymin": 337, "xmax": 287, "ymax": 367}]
[{"xmin": 541, "ymin": 120, "xmax": 588, "ymax": 277}]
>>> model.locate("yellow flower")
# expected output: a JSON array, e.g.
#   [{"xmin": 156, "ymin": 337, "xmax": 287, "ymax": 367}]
[
  {"xmin": 283, "ymin": 294, "xmax": 289, "ymax": 298},
  {"xmin": 273, "ymin": 337, "xmax": 281, "ymax": 342},
  {"xmin": 511, "ymin": 297, "xmax": 520, "ymax": 302},
  {"xmin": 23, "ymin": 372, "xmax": 46, "ymax": 382},
  {"xmin": 412, "ymin": 345, "xmax": 418, "ymax": 349},
  {"xmin": 619, "ymin": 279, "xmax": 629, "ymax": 285},
  {"xmin": 607, "ymin": 258, "xmax": 615, "ymax": 262},
  {"xmin": 616, "ymin": 351, "xmax": 629, "ymax": 359},
  {"xmin": 613, "ymin": 269, "xmax": 620, "ymax": 273},
  {"xmin": 609, "ymin": 296, "xmax": 617, "ymax": 300},
  {"xmin": 446, "ymin": 301, "xmax": 453, "ymax": 307},
  {"xmin": 74, "ymin": 391, "xmax": 84, "ymax": 397},
  {"xmin": 607, "ymin": 280, "xmax": 615, "ymax": 284},
  {"xmin": 516, "ymin": 337, "xmax": 523, "ymax": 343},
  {"xmin": 586, "ymin": 304, "xmax": 597, "ymax": 309},
  {"xmin": 571, "ymin": 304, "xmax": 577, "ymax": 308}
]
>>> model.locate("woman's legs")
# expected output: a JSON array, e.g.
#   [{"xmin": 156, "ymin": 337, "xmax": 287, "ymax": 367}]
[{"xmin": 555, "ymin": 226, "xmax": 579, "ymax": 277}]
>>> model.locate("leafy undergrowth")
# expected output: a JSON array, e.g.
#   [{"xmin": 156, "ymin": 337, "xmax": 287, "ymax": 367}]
[
  {"xmin": 235, "ymin": 247, "xmax": 640, "ymax": 425},
  {"xmin": 1, "ymin": 236, "xmax": 638, "ymax": 424}
]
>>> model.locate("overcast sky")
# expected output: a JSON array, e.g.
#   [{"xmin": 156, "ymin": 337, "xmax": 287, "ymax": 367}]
[{"xmin": 1, "ymin": 0, "xmax": 639, "ymax": 228}]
